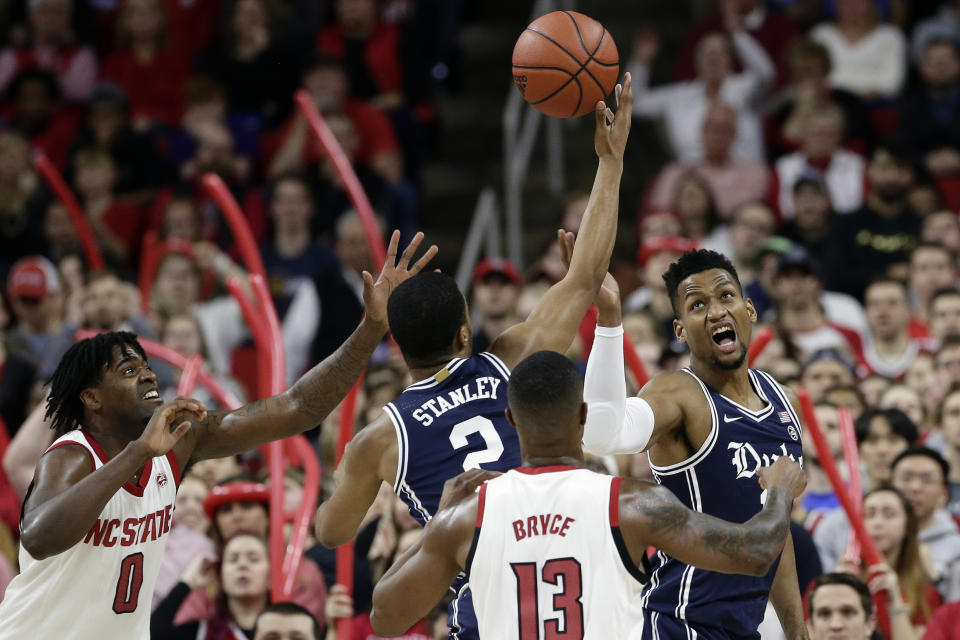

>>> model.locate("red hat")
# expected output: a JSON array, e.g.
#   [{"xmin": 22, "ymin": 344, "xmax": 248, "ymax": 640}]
[
  {"xmin": 7, "ymin": 256, "xmax": 60, "ymax": 300},
  {"xmin": 202, "ymin": 482, "xmax": 270, "ymax": 520},
  {"xmin": 472, "ymin": 257, "xmax": 522, "ymax": 286},
  {"xmin": 637, "ymin": 236, "xmax": 698, "ymax": 267}
]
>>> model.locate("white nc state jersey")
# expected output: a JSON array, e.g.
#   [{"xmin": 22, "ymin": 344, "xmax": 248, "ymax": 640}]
[
  {"xmin": 0, "ymin": 429, "xmax": 180, "ymax": 640},
  {"xmin": 467, "ymin": 466, "xmax": 649, "ymax": 640}
]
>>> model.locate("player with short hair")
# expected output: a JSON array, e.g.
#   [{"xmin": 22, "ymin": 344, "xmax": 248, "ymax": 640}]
[
  {"xmin": 368, "ymin": 350, "xmax": 807, "ymax": 638},
  {"xmin": 313, "ymin": 76, "xmax": 633, "ymax": 640},
  {"xmin": 805, "ymin": 573, "xmax": 876, "ymax": 640},
  {"xmin": 581, "ymin": 248, "xmax": 808, "ymax": 639},
  {"xmin": 0, "ymin": 232, "xmax": 435, "ymax": 639}
]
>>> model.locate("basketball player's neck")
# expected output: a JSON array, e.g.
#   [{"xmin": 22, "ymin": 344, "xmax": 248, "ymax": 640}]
[
  {"xmin": 690, "ymin": 359, "xmax": 757, "ymax": 407},
  {"xmin": 408, "ymin": 346, "xmax": 472, "ymax": 383},
  {"xmin": 520, "ymin": 439, "xmax": 585, "ymax": 469},
  {"xmin": 522, "ymin": 454, "xmax": 584, "ymax": 469},
  {"xmin": 83, "ymin": 414, "xmax": 146, "ymax": 460}
]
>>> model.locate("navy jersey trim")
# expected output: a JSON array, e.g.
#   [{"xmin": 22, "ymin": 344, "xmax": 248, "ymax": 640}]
[
  {"xmin": 755, "ymin": 370, "xmax": 803, "ymax": 437},
  {"xmin": 464, "ymin": 528, "xmax": 481, "ymax": 581},
  {"xmin": 449, "ymin": 582, "xmax": 470, "ymax": 640},
  {"xmin": 609, "ymin": 477, "xmax": 650, "ymax": 584},
  {"xmin": 479, "ymin": 351, "xmax": 511, "ymax": 379},
  {"xmin": 384, "ymin": 402, "xmax": 408, "ymax": 494},
  {"xmin": 649, "ymin": 370, "xmax": 720, "ymax": 475}
]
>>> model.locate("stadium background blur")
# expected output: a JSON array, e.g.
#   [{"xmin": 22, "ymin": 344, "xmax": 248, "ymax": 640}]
[{"xmin": 2, "ymin": 0, "xmax": 960, "ymax": 638}]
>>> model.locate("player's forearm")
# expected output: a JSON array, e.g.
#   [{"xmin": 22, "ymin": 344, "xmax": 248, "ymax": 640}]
[
  {"xmin": 21, "ymin": 441, "xmax": 153, "ymax": 559},
  {"xmin": 567, "ymin": 158, "xmax": 622, "ymax": 289},
  {"xmin": 770, "ymin": 531, "xmax": 809, "ymax": 640},
  {"xmin": 740, "ymin": 487, "xmax": 793, "ymax": 575}
]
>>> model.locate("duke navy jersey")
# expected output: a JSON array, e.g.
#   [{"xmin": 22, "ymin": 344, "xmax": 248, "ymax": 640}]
[
  {"xmin": 384, "ymin": 353, "xmax": 521, "ymax": 640},
  {"xmin": 641, "ymin": 368, "xmax": 804, "ymax": 640}
]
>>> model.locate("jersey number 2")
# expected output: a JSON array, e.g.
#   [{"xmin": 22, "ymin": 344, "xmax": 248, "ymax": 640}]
[
  {"xmin": 511, "ymin": 558, "xmax": 584, "ymax": 639},
  {"xmin": 449, "ymin": 416, "xmax": 504, "ymax": 471},
  {"xmin": 113, "ymin": 552, "xmax": 144, "ymax": 614}
]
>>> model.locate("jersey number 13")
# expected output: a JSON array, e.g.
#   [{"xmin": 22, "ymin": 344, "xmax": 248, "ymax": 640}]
[{"xmin": 511, "ymin": 558, "xmax": 584, "ymax": 639}]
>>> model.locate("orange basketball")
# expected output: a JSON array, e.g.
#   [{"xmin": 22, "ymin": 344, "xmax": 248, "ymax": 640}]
[{"xmin": 512, "ymin": 11, "xmax": 619, "ymax": 118}]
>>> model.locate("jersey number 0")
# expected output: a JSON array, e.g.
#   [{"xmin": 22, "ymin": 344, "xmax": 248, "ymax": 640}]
[{"xmin": 113, "ymin": 552, "xmax": 144, "ymax": 614}]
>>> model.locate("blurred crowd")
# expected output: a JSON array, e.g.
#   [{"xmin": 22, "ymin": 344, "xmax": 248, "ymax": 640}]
[{"xmin": 3, "ymin": 0, "xmax": 960, "ymax": 638}]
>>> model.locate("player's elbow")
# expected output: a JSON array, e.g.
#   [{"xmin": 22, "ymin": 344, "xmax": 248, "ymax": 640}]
[
  {"xmin": 313, "ymin": 509, "xmax": 352, "ymax": 549},
  {"xmin": 19, "ymin": 523, "xmax": 63, "ymax": 560},
  {"xmin": 369, "ymin": 592, "xmax": 408, "ymax": 637}
]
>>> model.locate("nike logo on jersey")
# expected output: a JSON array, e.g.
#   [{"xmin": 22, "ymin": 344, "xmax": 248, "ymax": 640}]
[
  {"xmin": 723, "ymin": 415, "xmax": 742, "ymax": 423},
  {"xmin": 412, "ymin": 376, "xmax": 502, "ymax": 426}
]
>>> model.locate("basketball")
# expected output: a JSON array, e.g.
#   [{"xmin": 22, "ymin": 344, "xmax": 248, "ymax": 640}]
[{"xmin": 512, "ymin": 11, "xmax": 619, "ymax": 118}]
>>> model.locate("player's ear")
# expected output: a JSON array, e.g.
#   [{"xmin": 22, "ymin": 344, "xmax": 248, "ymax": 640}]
[
  {"xmin": 744, "ymin": 297, "xmax": 758, "ymax": 323},
  {"xmin": 673, "ymin": 318, "xmax": 686, "ymax": 344},
  {"xmin": 579, "ymin": 402, "xmax": 587, "ymax": 426},
  {"xmin": 79, "ymin": 388, "xmax": 101, "ymax": 412},
  {"xmin": 505, "ymin": 407, "xmax": 517, "ymax": 428},
  {"xmin": 457, "ymin": 324, "xmax": 470, "ymax": 349}
]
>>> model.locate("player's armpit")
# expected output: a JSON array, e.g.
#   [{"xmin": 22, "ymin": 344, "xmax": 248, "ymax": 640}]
[
  {"xmin": 621, "ymin": 482, "xmax": 791, "ymax": 577},
  {"xmin": 635, "ymin": 371, "xmax": 692, "ymax": 450},
  {"xmin": 370, "ymin": 498, "xmax": 476, "ymax": 636},
  {"xmin": 313, "ymin": 417, "xmax": 397, "ymax": 548}
]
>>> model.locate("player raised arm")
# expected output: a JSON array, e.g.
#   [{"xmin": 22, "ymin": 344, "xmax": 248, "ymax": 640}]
[
  {"xmin": 21, "ymin": 398, "xmax": 206, "ymax": 560},
  {"xmin": 179, "ymin": 231, "xmax": 437, "ymax": 463},
  {"xmin": 619, "ymin": 457, "xmax": 806, "ymax": 577},
  {"xmin": 488, "ymin": 74, "xmax": 632, "ymax": 370}
]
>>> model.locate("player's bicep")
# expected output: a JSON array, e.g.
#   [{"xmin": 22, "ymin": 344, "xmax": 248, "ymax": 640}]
[
  {"xmin": 489, "ymin": 280, "xmax": 594, "ymax": 368},
  {"xmin": 23, "ymin": 445, "xmax": 94, "ymax": 517},
  {"xmin": 637, "ymin": 375, "xmax": 687, "ymax": 449}
]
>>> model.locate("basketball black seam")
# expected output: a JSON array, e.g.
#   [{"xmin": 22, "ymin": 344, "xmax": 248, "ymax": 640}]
[
  {"xmin": 561, "ymin": 12, "xmax": 615, "ymax": 95},
  {"xmin": 525, "ymin": 26, "xmax": 609, "ymax": 110}
]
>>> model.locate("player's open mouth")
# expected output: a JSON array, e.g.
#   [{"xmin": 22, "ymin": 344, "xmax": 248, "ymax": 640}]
[
  {"xmin": 142, "ymin": 389, "xmax": 161, "ymax": 402},
  {"xmin": 711, "ymin": 324, "xmax": 737, "ymax": 354}
]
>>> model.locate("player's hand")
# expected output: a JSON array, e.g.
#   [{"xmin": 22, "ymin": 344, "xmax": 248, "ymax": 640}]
[
  {"xmin": 756, "ymin": 457, "xmax": 806, "ymax": 499},
  {"xmin": 362, "ymin": 230, "xmax": 439, "ymax": 329},
  {"xmin": 325, "ymin": 584, "xmax": 355, "ymax": 624},
  {"xmin": 557, "ymin": 229, "xmax": 621, "ymax": 324},
  {"xmin": 438, "ymin": 468, "xmax": 502, "ymax": 512},
  {"xmin": 594, "ymin": 73, "xmax": 632, "ymax": 162},
  {"xmin": 137, "ymin": 397, "xmax": 206, "ymax": 458},
  {"xmin": 181, "ymin": 553, "xmax": 217, "ymax": 590}
]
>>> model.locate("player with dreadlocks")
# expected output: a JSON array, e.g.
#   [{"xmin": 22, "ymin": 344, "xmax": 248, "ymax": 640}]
[{"xmin": 0, "ymin": 231, "xmax": 436, "ymax": 640}]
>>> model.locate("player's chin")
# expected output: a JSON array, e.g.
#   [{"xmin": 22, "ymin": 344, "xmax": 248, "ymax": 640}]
[{"xmin": 712, "ymin": 345, "xmax": 748, "ymax": 371}]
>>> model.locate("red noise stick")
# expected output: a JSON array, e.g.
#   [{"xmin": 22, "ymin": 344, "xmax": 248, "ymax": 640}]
[
  {"xmin": 202, "ymin": 173, "xmax": 267, "ymax": 281},
  {"xmin": 34, "ymin": 152, "xmax": 105, "ymax": 270},
  {"xmin": 334, "ymin": 376, "xmax": 364, "ymax": 640},
  {"xmin": 838, "ymin": 408, "xmax": 864, "ymax": 563},
  {"xmin": 747, "ymin": 327, "xmax": 774, "ymax": 368}
]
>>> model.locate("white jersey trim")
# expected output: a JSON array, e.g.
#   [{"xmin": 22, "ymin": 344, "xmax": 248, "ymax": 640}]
[
  {"xmin": 755, "ymin": 370, "xmax": 803, "ymax": 438},
  {"xmin": 478, "ymin": 352, "xmax": 511, "ymax": 380},
  {"xmin": 384, "ymin": 402, "xmax": 408, "ymax": 495},
  {"xmin": 403, "ymin": 357, "xmax": 468, "ymax": 392},
  {"xmin": 649, "ymin": 370, "xmax": 719, "ymax": 475}
]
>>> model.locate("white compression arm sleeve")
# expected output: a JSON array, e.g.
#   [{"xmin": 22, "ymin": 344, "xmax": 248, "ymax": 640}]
[{"xmin": 582, "ymin": 324, "xmax": 656, "ymax": 455}]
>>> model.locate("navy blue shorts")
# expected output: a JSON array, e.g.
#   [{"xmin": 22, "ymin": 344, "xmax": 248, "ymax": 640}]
[
  {"xmin": 447, "ymin": 583, "xmax": 478, "ymax": 640},
  {"xmin": 641, "ymin": 610, "xmax": 757, "ymax": 640}
]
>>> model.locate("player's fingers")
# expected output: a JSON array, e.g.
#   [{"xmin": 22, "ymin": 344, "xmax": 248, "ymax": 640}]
[
  {"xmin": 397, "ymin": 231, "xmax": 424, "ymax": 269},
  {"xmin": 595, "ymin": 100, "xmax": 607, "ymax": 129},
  {"xmin": 384, "ymin": 229, "xmax": 401, "ymax": 266},
  {"xmin": 170, "ymin": 419, "xmax": 192, "ymax": 441},
  {"xmin": 605, "ymin": 107, "xmax": 615, "ymax": 126},
  {"xmin": 614, "ymin": 83, "xmax": 622, "ymax": 109},
  {"xmin": 409, "ymin": 244, "xmax": 438, "ymax": 275}
]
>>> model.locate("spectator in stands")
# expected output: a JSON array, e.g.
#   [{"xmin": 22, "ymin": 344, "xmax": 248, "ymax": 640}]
[
  {"xmin": 862, "ymin": 279, "xmax": 928, "ymax": 379},
  {"xmin": 190, "ymin": 456, "xmax": 243, "ymax": 490},
  {"xmin": 310, "ymin": 211, "xmax": 378, "ymax": 362},
  {"xmin": 805, "ymin": 573, "xmax": 876, "ymax": 640},
  {"xmin": 628, "ymin": 8, "xmax": 774, "ymax": 163},
  {"xmin": 469, "ymin": 257, "xmax": 522, "ymax": 354},
  {"xmin": 881, "ymin": 384, "xmax": 929, "ymax": 437},
  {"xmin": 861, "ymin": 487, "xmax": 943, "ymax": 635},
  {"xmin": 153, "ymin": 532, "xmax": 274, "ymax": 639},
  {"xmin": 921, "ymin": 211, "xmax": 960, "ymax": 256},
  {"xmin": 858, "ymin": 373, "xmax": 892, "ymax": 407},
  {"xmin": 253, "ymin": 602, "xmax": 321, "ymax": 640},
  {"xmin": 728, "ymin": 201, "xmax": 775, "ymax": 287},
  {"xmin": 929, "ymin": 289, "xmax": 960, "ymax": 343},
  {"xmin": 909, "ymin": 244, "xmax": 956, "ymax": 326},
  {"xmin": 153, "ymin": 472, "xmax": 216, "ymax": 610},
  {"xmin": 259, "ymin": 174, "xmax": 336, "ymax": 317},
  {"xmin": 72, "ymin": 147, "xmax": 142, "ymax": 266},
  {"xmin": 935, "ymin": 335, "xmax": 960, "ymax": 406},
  {"xmin": 205, "ymin": 0, "xmax": 299, "ymax": 126},
  {"xmin": 671, "ymin": 0, "xmax": 798, "ymax": 85},
  {"xmin": 173, "ymin": 480, "xmax": 326, "ymax": 627},
  {"xmin": 647, "ymin": 102, "xmax": 770, "ymax": 221},
  {"xmin": 905, "ymin": 352, "xmax": 939, "ymax": 422},
  {"xmin": 101, "ymin": 0, "xmax": 190, "ymax": 129},
  {"xmin": 664, "ymin": 173, "xmax": 726, "ymax": 253},
  {"xmin": 623, "ymin": 235, "xmax": 696, "ymax": 345},
  {"xmin": 828, "ymin": 145, "xmax": 920, "ymax": 299},
  {"xmin": 774, "ymin": 104, "xmax": 865, "ymax": 218},
  {"xmin": 178, "ymin": 119, "xmax": 251, "ymax": 191},
  {"xmin": 6, "ymin": 68, "xmax": 79, "ymax": 169},
  {"xmin": 767, "ymin": 248, "xmax": 864, "ymax": 363},
  {"xmin": 811, "ymin": 0, "xmax": 907, "ymax": 100},
  {"xmin": 891, "ymin": 448, "xmax": 960, "ymax": 602},
  {"xmin": 158, "ymin": 196, "xmax": 203, "ymax": 242},
  {"xmin": 267, "ymin": 55, "xmax": 403, "ymax": 185},
  {"xmin": 159, "ymin": 312, "xmax": 246, "ymax": 408},
  {"xmin": 924, "ymin": 601, "xmax": 960, "ymax": 640},
  {"xmin": 942, "ymin": 386, "xmax": 960, "ymax": 515},
  {"xmin": 0, "ymin": 130, "xmax": 42, "ymax": 273},
  {"xmin": 800, "ymin": 349, "xmax": 856, "ymax": 402},
  {"xmin": 778, "ymin": 174, "xmax": 838, "ymax": 274},
  {"xmin": 899, "ymin": 38, "xmax": 960, "ymax": 180},
  {"xmin": 65, "ymin": 82, "xmax": 166, "ymax": 194},
  {"xmin": 4, "ymin": 256, "xmax": 63, "ymax": 367},
  {"xmin": 911, "ymin": 0, "xmax": 960, "ymax": 66},
  {"xmin": 823, "ymin": 383, "xmax": 867, "ymax": 421},
  {"xmin": 0, "ymin": 0, "xmax": 96, "ymax": 103},
  {"xmin": 799, "ymin": 401, "xmax": 844, "ymax": 528},
  {"xmin": 767, "ymin": 39, "xmax": 872, "ymax": 159}
]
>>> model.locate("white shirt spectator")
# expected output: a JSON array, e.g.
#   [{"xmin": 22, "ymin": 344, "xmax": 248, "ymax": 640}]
[
  {"xmin": 629, "ymin": 30, "xmax": 774, "ymax": 162},
  {"xmin": 775, "ymin": 149, "xmax": 865, "ymax": 218},
  {"xmin": 811, "ymin": 22, "xmax": 907, "ymax": 98}
]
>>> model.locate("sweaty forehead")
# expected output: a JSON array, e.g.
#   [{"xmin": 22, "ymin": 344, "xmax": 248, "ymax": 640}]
[
  {"xmin": 107, "ymin": 344, "xmax": 143, "ymax": 369},
  {"xmin": 680, "ymin": 269, "xmax": 738, "ymax": 296}
]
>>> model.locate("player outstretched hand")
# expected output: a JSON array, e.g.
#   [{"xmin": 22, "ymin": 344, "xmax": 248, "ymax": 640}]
[
  {"xmin": 363, "ymin": 230, "xmax": 439, "ymax": 328},
  {"xmin": 438, "ymin": 468, "xmax": 502, "ymax": 512},
  {"xmin": 756, "ymin": 457, "xmax": 806, "ymax": 499},
  {"xmin": 137, "ymin": 397, "xmax": 207, "ymax": 457},
  {"xmin": 594, "ymin": 72, "xmax": 632, "ymax": 162}
]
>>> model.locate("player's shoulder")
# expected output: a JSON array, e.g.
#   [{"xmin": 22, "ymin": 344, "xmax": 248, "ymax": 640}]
[{"xmin": 640, "ymin": 369, "xmax": 700, "ymax": 396}]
